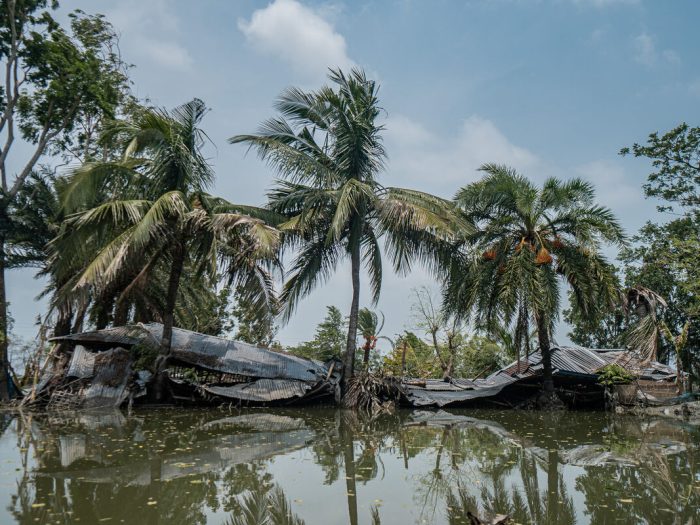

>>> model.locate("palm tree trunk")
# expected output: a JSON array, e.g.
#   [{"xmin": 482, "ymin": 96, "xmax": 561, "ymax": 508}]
[
  {"xmin": 0, "ymin": 231, "xmax": 10, "ymax": 402},
  {"xmin": 343, "ymin": 242, "xmax": 361, "ymax": 392},
  {"xmin": 536, "ymin": 311, "xmax": 554, "ymax": 393},
  {"xmin": 546, "ymin": 449, "xmax": 559, "ymax": 522},
  {"xmin": 113, "ymin": 299, "xmax": 130, "ymax": 326},
  {"xmin": 152, "ymin": 239, "xmax": 185, "ymax": 401},
  {"xmin": 54, "ymin": 306, "xmax": 73, "ymax": 338},
  {"xmin": 341, "ymin": 415, "xmax": 358, "ymax": 525},
  {"xmin": 160, "ymin": 240, "xmax": 185, "ymax": 355}
]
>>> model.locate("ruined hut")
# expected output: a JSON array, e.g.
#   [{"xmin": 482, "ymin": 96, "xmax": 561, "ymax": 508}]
[
  {"xmin": 27, "ymin": 323, "xmax": 341, "ymax": 410},
  {"xmin": 401, "ymin": 345, "xmax": 679, "ymax": 409}
]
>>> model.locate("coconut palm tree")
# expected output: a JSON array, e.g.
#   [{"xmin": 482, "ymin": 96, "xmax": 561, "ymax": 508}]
[
  {"xmin": 357, "ymin": 308, "xmax": 393, "ymax": 367},
  {"xmin": 444, "ymin": 164, "xmax": 625, "ymax": 393},
  {"xmin": 60, "ymin": 99, "xmax": 280, "ymax": 396},
  {"xmin": 231, "ymin": 69, "xmax": 462, "ymax": 389}
]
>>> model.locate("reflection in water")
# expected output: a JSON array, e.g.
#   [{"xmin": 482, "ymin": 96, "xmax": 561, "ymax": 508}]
[{"xmin": 0, "ymin": 408, "xmax": 698, "ymax": 524}]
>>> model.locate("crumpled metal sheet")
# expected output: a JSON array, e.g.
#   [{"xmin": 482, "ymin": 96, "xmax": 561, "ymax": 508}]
[
  {"xmin": 51, "ymin": 325, "xmax": 153, "ymax": 347},
  {"xmin": 83, "ymin": 347, "xmax": 132, "ymax": 408},
  {"xmin": 58, "ymin": 347, "xmax": 133, "ymax": 410},
  {"xmin": 401, "ymin": 345, "xmax": 675, "ymax": 407},
  {"xmin": 403, "ymin": 375, "xmax": 517, "ymax": 407},
  {"xmin": 52, "ymin": 323, "xmax": 332, "ymax": 384},
  {"xmin": 66, "ymin": 346, "xmax": 95, "ymax": 379},
  {"xmin": 202, "ymin": 379, "xmax": 312, "ymax": 402},
  {"xmin": 151, "ymin": 324, "xmax": 328, "ymax": 382}
]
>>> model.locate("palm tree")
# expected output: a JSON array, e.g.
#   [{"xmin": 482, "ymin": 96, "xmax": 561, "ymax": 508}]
[
  {"xmin": 60, "ymin": 99, "xmax": 280, "ymax": 397},
  {"xmin": 444, "ymin": 164, "xmax": 625, "ymax": 393},
  {"xmin": 231, "ymin": 69, "xmax": 461, "ymax": 389},
  {"xmin": 357, "ymin": 308, "xmax": 393, "ymax": 367}
]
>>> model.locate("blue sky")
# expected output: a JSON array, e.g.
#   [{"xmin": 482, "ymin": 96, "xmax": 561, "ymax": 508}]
[{"xmin": 8, "ymin": 0, "xmax": 700, "ymax": 349}]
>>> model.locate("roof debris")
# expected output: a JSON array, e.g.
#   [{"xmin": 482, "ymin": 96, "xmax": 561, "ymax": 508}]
[
  {"xmin": 24, "ymin": 324, "xmax": 678, "ymax": 411},
  {"xmin": 401, "ymin": 346, "xmax": 677, "ymax": 408},
  {"xmin": 26, "ymin": 323, "xmax": 340, "ymax": 410}
]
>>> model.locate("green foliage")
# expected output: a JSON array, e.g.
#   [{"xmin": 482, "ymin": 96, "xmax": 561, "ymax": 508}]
[
  {"xmin": 224, "ymin": 485, "xmax": 305, "ymax": 525},
  {"xmin": 57, "ymin": 99, "xmax": 280, "ymax": 355},
  {"xmin": 357, "ymin": 307, "xmax": 392, "ymax": 370},
  {"xmin": 287, "ymin": 306, "xmax": 346, "ymax": 361},
  {"xmin": 132, "ymin": 341, "xmax": 159, "ymax": 372},
  {"xmin": 231, "ymin": 68, "xmax": 460, "ymax": 380},
  {"xmin": 617, "ymin": 125, "xmax": 700, "ymax": 374},
  {"xmin": 563, "ymin": 269, "xmax": 628, "ymax": 349},
  {"xmin": 175, "ymin": 280, "xmax": 232, "ymax": 336},
  {"xmin": 597, "ymin": 364, "xmax": 634, "ymax": 386},
  {"xmin": 619, "ymin": 219, "xmax": 700, "ymax": 362},
  {"xmin": 1, "ymin": 2, "xmax": 136, "ymax": 191},
  {"xmin": 453, "ymin": 336, "xmax": 507, "ymax": 379},
  {"xmin": 382, "ymin": 331, "xmax": 436, "ymax": 377},
  {"xmin": 0, "ymin": 1, "xmax": 139, "ymax": 395},
  {"xmin": 444, "ymin": 164, "xmax": 626, "ymax": 386},
  {"xmin": 620, "ymin": 123, "xmax": 700, "ymax": 214},
  {"xmin": 382, "ymin": 331, "xmax": 506, "ymax": 379},
  {"xmin": 6, "ymin": 169, "xmax": 62, "ymax": 270},
  {"xmin": 230, "ymin": 285, "xmax": 279, "ymax": 347}
]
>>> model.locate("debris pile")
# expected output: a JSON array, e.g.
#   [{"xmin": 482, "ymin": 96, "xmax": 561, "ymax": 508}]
[
  {"xmin": 400, "ymin": 346, "xmax": 678, "ymax": 409},
  {"xmin": 23, "ymin": 323, "xmax": 679, "ymax": 412},
  {"xmin": 25, "ymin": 323, "xmax": 341, "ymax": 410}
]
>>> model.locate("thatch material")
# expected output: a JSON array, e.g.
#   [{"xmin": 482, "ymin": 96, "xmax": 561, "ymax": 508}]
[{"xmin": 343, "ymin": 372, "xmax": 402, "ymax": 413}]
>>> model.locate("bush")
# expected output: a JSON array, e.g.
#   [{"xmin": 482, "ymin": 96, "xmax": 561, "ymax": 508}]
[{"xmin": 597, "ymin": 364, "xmax": 635, "ymax": 386}]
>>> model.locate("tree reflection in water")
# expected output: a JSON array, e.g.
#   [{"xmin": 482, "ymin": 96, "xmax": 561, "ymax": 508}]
[{"xmin": 1, "ymin": 408, "xmax": 698, "ymax": 524}]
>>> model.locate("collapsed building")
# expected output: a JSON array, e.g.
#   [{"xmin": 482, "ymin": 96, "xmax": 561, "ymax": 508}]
[
  {"xmin": 402, "ymin": 346, "xmax": 679, "ymax": 408},
  {"xmin": 26, "ymin": 323, "xmax": 679, "ymax": 411},
  {"xmin": 27, "ymin": 323, "xmax": 341, "ymax": 410}
]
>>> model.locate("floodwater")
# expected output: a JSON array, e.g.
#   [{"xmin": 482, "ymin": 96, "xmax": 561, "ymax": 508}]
[{"xmin": 0, "ymin": 408, "xmax": 697, "ymax": 525}]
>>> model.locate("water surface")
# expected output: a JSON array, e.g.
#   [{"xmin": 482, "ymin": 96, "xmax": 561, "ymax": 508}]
[{"xmin": 0, "ymin": 408, "xmax": 697, "ymax": 524}]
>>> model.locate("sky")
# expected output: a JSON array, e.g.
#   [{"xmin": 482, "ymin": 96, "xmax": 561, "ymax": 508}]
[{"xmin": 7, "ymin": 0, "xmax": 700, "ymax": 351}]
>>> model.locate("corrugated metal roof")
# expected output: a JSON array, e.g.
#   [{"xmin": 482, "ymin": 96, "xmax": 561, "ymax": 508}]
[
  {"xmin": 53, "ymin": 323, "xmax": 332, "ymax": 384},
  {"xmin": 202, "ymin": 379, "xmax": 311, "ymax": 402},
  {"xmin": 66, "ymin": 346, "xmax": 95, "ymax": 378},
  {"xmin": 51, "ymin": 325, "xmax": 152, "ymax": 346},
  {"xmin": 401, "ymin": 345, "xmax": 675, "ymax": 407},
  {"xmin": 403, "ymin": 375, "xmax": 517, "ymax": 407},
  {"xmin": 550, "ymin": 346, "xmax": 608, "ymax": 376}
]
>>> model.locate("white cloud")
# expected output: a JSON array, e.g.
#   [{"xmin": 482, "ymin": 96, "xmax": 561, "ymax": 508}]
[
  {"xmin": 141, "ymin": 39, "xmax": 193, "ymax": 71},
  {"xmin": 238, "ymin": 0, "xmax": 355, "ymax": 80},
  {"xmin": 105, "ymin": 0, "xmax": 193, "ymax": 71},
  {"xmin": 384, "ymin": 115, "xmax": 539, "ymax": 196},
  {"xmin": 661, "ymin": 49, "xmax": 681, "ymax": 65},
  {"xmin": 633, "ymin": 33, "xmax": 656, "ymax": 66},
  {"xmin": 632, "ymin": 32, "xmax": 680, "ymax": 67}
]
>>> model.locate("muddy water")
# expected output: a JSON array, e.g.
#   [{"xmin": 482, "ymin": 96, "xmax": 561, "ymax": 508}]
[{"xmin": 0, "ymin": 408, "xmax": 697, "ymax": 524}]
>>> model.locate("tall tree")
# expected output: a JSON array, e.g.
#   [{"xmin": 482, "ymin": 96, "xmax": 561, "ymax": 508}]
[
  {"xmin": 231, "ymin": 68, "xmax": 460, "ymax": 390},
  {"xmin": 61, "ymin": 99, "xmax": 280, "ymax": 398},
  {"xmin": 619, "ymin": 124, "xmax": 700, "ymax": 373},
  {"xmin": 620, "ymin": 123, "xmax": 700, "ymax": 215},
  {"xmin": 230, "ymin": 283, "xmax": 279, "ymax": 346},
  {"xmin": 286, "ymin": 305, "xmax": 345, "ymax": 362},
  {"xmin": 0, "ymin": 1, "xmax": 133, "ymax": 400},
  {"xmin": 444, "ymin": 164, "xmax": 625, "ymax": 393},
  {"xmin": 357, "ymin": 307, "xmax": 391, "ymax": 368},
  {"xmin": 411, "ymin": 286, "xmax": 464, "ymax": 380}
]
